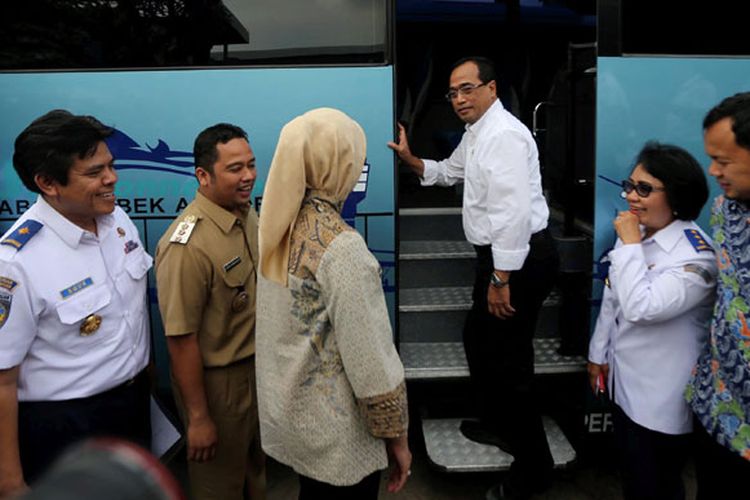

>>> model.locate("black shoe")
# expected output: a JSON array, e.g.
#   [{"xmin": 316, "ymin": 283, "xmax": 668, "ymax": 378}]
[{"xmin": 459, "ymin": 420, "xmax": 513, "ymax": 454}]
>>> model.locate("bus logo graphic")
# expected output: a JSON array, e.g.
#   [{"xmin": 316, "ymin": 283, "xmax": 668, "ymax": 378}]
[{"xmin": 106, "ymin": 129, "xmax": 194, "ymax": 176}]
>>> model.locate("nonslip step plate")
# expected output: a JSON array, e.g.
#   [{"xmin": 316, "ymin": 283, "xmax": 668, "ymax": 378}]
[
  {"xmin": 423, "ymin": 417, "xmax": 576, "ymax": 473},
  {"xmin": 400, "ymin": 240, "xmax": 476, "ymax": 260},
  {"xmin": 401, "ymin": 339, "xmax": 586, "ymax": 380},
  {"xmin": 399, "ymin": 287, "xmax": 560, "ymax": 313}
]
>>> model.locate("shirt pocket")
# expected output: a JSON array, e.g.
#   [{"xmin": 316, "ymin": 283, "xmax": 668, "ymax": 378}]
[
  {"xmin": 222, "ymin": 265, "xmax": 251, "ymax": 289},
  {"xmin": 55, "ymin": 284, "xmax": 113, "ymax": 345},
  {"xmin": 221, "ymin": 261, "xmax": 254, "ymax": 316}
]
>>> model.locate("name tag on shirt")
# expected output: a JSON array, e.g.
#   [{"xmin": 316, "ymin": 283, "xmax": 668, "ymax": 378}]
[{"xmin": 60, "ymin": 277, "xmax": 94, "ymax": 299}]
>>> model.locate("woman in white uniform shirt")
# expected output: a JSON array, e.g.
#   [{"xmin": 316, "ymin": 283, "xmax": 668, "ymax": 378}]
[{"xmin": 588, "ymin": 142, "xmax": 717, "ymax": 500}]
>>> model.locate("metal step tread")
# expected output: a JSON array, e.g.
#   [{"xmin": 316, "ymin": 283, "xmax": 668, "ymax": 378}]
[
  {"xmin": 423, "ymin": 417, "xmax": 576, "ymax": 473},
  {"xmin": 400, "ymin": 286, "xmax": 472, "ymax": 312},
  {"xmin": 399, "ymin": 287, "xmax": 560, "ymax": 312},
  {"xmin": 399, "ymin": 207, "xmax": 463, "ymax": 216},
  {"xmin": 401, "ymin": 339, "xmax": 586, "ymax": 380},
  {"xmin": 400, "ymin": 240, "xmax": 475, "ymax": 260}
]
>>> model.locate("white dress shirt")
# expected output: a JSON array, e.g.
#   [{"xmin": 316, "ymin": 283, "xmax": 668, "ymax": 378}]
[
  {"xmin": 421, "ymin": 99, "xmax": 549, "ymax": 270},
  {"xmin": 588, "ymin": 219, "xmax": 717, "ymax": 434},
  {"xmin": 0, "ymin": 196, "xmax": 151, "ymax": 401}
]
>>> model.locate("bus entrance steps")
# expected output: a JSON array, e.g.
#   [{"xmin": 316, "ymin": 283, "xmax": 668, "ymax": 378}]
[
  {"xmin": 422, "ymin": 417, "xmax": 577, "ymax": 472},
  {"xmin": 401, "ymin": 339, "xmax": 586, "ymax": 381},
  {"xmin": 398, "ymin": 207, "xmax": 588, "ymax": 475}
]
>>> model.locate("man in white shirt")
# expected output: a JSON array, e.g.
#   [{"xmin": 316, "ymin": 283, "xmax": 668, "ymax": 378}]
[
  {"xmin": 0, "ymin": 110, "xmax": 152, "ymax": 497},
  {"xmin": 388, "ymin": 56, "xmax": 558, "ymax": 499}
]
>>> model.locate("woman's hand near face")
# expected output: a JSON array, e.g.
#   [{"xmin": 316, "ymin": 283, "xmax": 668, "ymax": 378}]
[{"xmin": 614, "ymin": 210, "xmax": 642, "ymax": 244}]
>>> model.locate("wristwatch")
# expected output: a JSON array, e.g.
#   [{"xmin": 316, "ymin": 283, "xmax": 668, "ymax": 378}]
[{"xmin": 489, "ymin": 271, "xmax": 508, "ymax": 289}]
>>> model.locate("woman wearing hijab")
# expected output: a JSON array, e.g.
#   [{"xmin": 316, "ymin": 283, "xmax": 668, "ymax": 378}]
[
  {"xmin": 256, "ymin": 108, "xmax": 411, "ymax": 499},
  {"xmin": 588, "ymin": 142, "xmax": 717, "ymax": 500}
]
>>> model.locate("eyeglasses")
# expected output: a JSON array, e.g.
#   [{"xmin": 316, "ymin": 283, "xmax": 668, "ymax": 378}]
[
  {"xmin": 621, "ymin": 179, "xmax": 666, "ymax": 198},
  {"xmin": 445, "ymin": 82, "xmax": 487, "ymax": 101}
]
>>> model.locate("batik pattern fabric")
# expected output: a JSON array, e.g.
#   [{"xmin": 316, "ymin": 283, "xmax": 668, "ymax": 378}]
[
  {"xmin": 687, "ymin": 195, "xmax": 750, "ymax": 459},
  {"xmin": 256, "ymin": 196, "xmax": 407, "ymax": 486}
]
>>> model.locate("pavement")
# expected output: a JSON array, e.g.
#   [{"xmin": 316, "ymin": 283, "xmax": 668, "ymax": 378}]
[{"xmin": 167, "ymin": 432, "xmax": 697, "ymax": 499}]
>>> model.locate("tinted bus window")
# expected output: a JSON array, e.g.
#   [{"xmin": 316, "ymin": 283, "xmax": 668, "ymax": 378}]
[
  {"xmin": 599, "ymin": 0, "xmax": 750, "ymax": 57},
  {"xmin": 0, "ymin": 0, "xmax": 389, "ymax": 70},
  {"xmin": 214, "ymin": 0, "xmax": 388, "ymax": 64}
]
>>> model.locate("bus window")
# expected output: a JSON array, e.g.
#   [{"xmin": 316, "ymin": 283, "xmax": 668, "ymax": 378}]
[
  {"xmin": 0, "ymin": 0, "xmax": 390, "ymax": 70},
  {"xmin": 214, "ymin": 0, "xmax": 389, "ymax": 65}
]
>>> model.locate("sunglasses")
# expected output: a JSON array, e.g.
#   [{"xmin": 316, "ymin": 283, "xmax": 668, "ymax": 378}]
[{"xmin": 621, "ymin": 179, "xmax": 666, "ymax": 198}]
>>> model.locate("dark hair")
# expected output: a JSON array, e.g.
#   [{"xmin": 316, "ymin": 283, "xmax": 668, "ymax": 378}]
[
  {"xmin": 703, "ymin": 91, "xmax": 750, "ymax": 151},
  {"xmin": 633, "ymin": 141, "xmax": 708, "ymax": 221},
  {"xmin": 12, "ymin": 109, "xmax": 113, "ymax": 194},
  {"xmin": 193, "ymin": 123, "xmax": 248, "ymax": 173},
  {"xmin": 451, "ymin": 56, "xmax": 497, "ymax": 84}
]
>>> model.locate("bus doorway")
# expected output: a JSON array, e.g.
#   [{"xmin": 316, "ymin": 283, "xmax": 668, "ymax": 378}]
[{"xmin": 392, "ymin": 0, "xmax": 597, "ymax": 475}]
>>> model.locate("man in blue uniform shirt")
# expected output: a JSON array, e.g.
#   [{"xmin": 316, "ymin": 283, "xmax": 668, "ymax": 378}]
[
  {"xmin": 388, "ymin": 56, "xmax": 558, "ymax": 499},
  {"xmin": 687, "ymin": 92, "xmax": 750, "ymax": 499},
  {"xmin": 0, "ymin": 110, "xmax": 152, "ymax": 496}
]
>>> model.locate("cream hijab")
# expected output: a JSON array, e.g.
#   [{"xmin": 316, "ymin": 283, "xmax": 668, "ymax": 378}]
[{"xmin": 259, "ymin": 108, "xmax": 367, "ymax": 286}]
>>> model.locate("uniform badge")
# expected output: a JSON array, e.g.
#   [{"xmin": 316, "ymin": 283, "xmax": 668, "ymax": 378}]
[
  {"xmin": 117, "ymin": 227, "xmax": 126, "ymax": 237},
  {"xmin": 684, "ymin": 229, "xmax": 713, "ymax": 253},
  {"xmin": 60, "ymin": 277, "xmax": 94, "ymax": 299},
  {"xmin": 0, "ymin": 276, "xmax": 18, "ymax": 292},
  {"xmin": 124, "ymin": 240, "xmax": 140, "ymax": 254},
  {"xmin": 223, "ymin": 256, "xmax": 241, "ymax": 272},
  {"xmin": 232, "ymin": 288, "xmax": 249, "ymax": 312},
  {"xmin": 1, "ymin": 220, "xmax": 43, "ymax": 250},
  {"xmin": 0, "ymin": 292, "xmax": 11, "ymax": 329},
  {"xmin": 169, "ymin": 215, "xmax": 197, "ymax": 245},
  {"xmin": 80, "ymin": 314, "xmax": 102, "ymax": 336}
]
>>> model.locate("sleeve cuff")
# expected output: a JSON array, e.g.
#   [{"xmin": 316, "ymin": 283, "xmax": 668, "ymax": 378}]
[
  {"xmin": 588, "ymin": 352, "xmax": 608, "ymax": 365},
  {"xmin": 357, "ymin": 380, "xmax": 409, "ymax": 438},
  {"xmin": 492, "ymin": 246, "xmax": 530, "ymax": 271},
  {"xmin": 420, "ymin": 159, "xmax": 438, "ymax": 186}
]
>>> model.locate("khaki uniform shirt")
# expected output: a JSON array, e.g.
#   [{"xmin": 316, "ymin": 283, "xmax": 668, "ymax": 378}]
[{"xmin": 155, "ymin": 192, "xmax": 258, "ymax": 367}]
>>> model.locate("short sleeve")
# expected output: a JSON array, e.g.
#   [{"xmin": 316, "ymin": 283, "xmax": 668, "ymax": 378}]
[
  {"xmin": 0, "ymin": 260, "xmax": 37, "ymax": 368},
  {"xmin": 155, "ymin": 241, "xmax": 211, "ymax": 336}
]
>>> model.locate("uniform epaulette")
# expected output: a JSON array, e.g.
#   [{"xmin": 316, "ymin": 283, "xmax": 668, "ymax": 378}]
[
  {"xmin": 0, "ymin": 220, "xmax": 43, "ymax": 251},
  {"xmin": 684, "ymin": 228, "xmax": 713, "ymax": 253},
  {"xmin": 169, "ymin": 214, "xmax": 198, "ymax": 245}
]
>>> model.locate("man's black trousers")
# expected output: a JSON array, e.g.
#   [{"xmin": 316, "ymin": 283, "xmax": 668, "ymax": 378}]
[{"xmin": 463, "ymin": 229, "xmax": 559, "ymax": 493}]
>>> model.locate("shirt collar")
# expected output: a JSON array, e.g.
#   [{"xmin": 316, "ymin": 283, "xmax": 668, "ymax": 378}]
[
  {"xmin": 725, "ymin": 196, "xmax": 750, "ymax": 213},
  {"xmin": 194, "ymin": 191, "xmax": 245, "ymax": 233},
  {"xmin": 465, "ymin": 98, "xmax": 503, "ymax": 136},
  {"xmin": 645, "ymin": 219, "xmax": 691, "ymax": 253},
  {"xmin": 35, "ymin": 195, "xmax": 115, "ymax": 248}
]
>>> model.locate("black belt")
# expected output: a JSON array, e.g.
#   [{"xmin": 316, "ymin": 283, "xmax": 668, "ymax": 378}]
[
  {"xmin": 19, "ymin": 369, "xmax": 148, "ymax": 409},
  {"xmin": 102, "ymin": 368, "xmax": 149, "ymax": 397}
]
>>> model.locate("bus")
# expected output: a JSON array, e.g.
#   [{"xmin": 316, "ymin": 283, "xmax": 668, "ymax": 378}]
[{"xmin": 2, "ymin": 0, "xmax": 749, "ymax": 485}]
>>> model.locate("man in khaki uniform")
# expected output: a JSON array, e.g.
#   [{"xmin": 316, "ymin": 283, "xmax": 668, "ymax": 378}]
[{"xmin": 155, "ymin": 123, "xmax": 265, "ymax": 500}]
